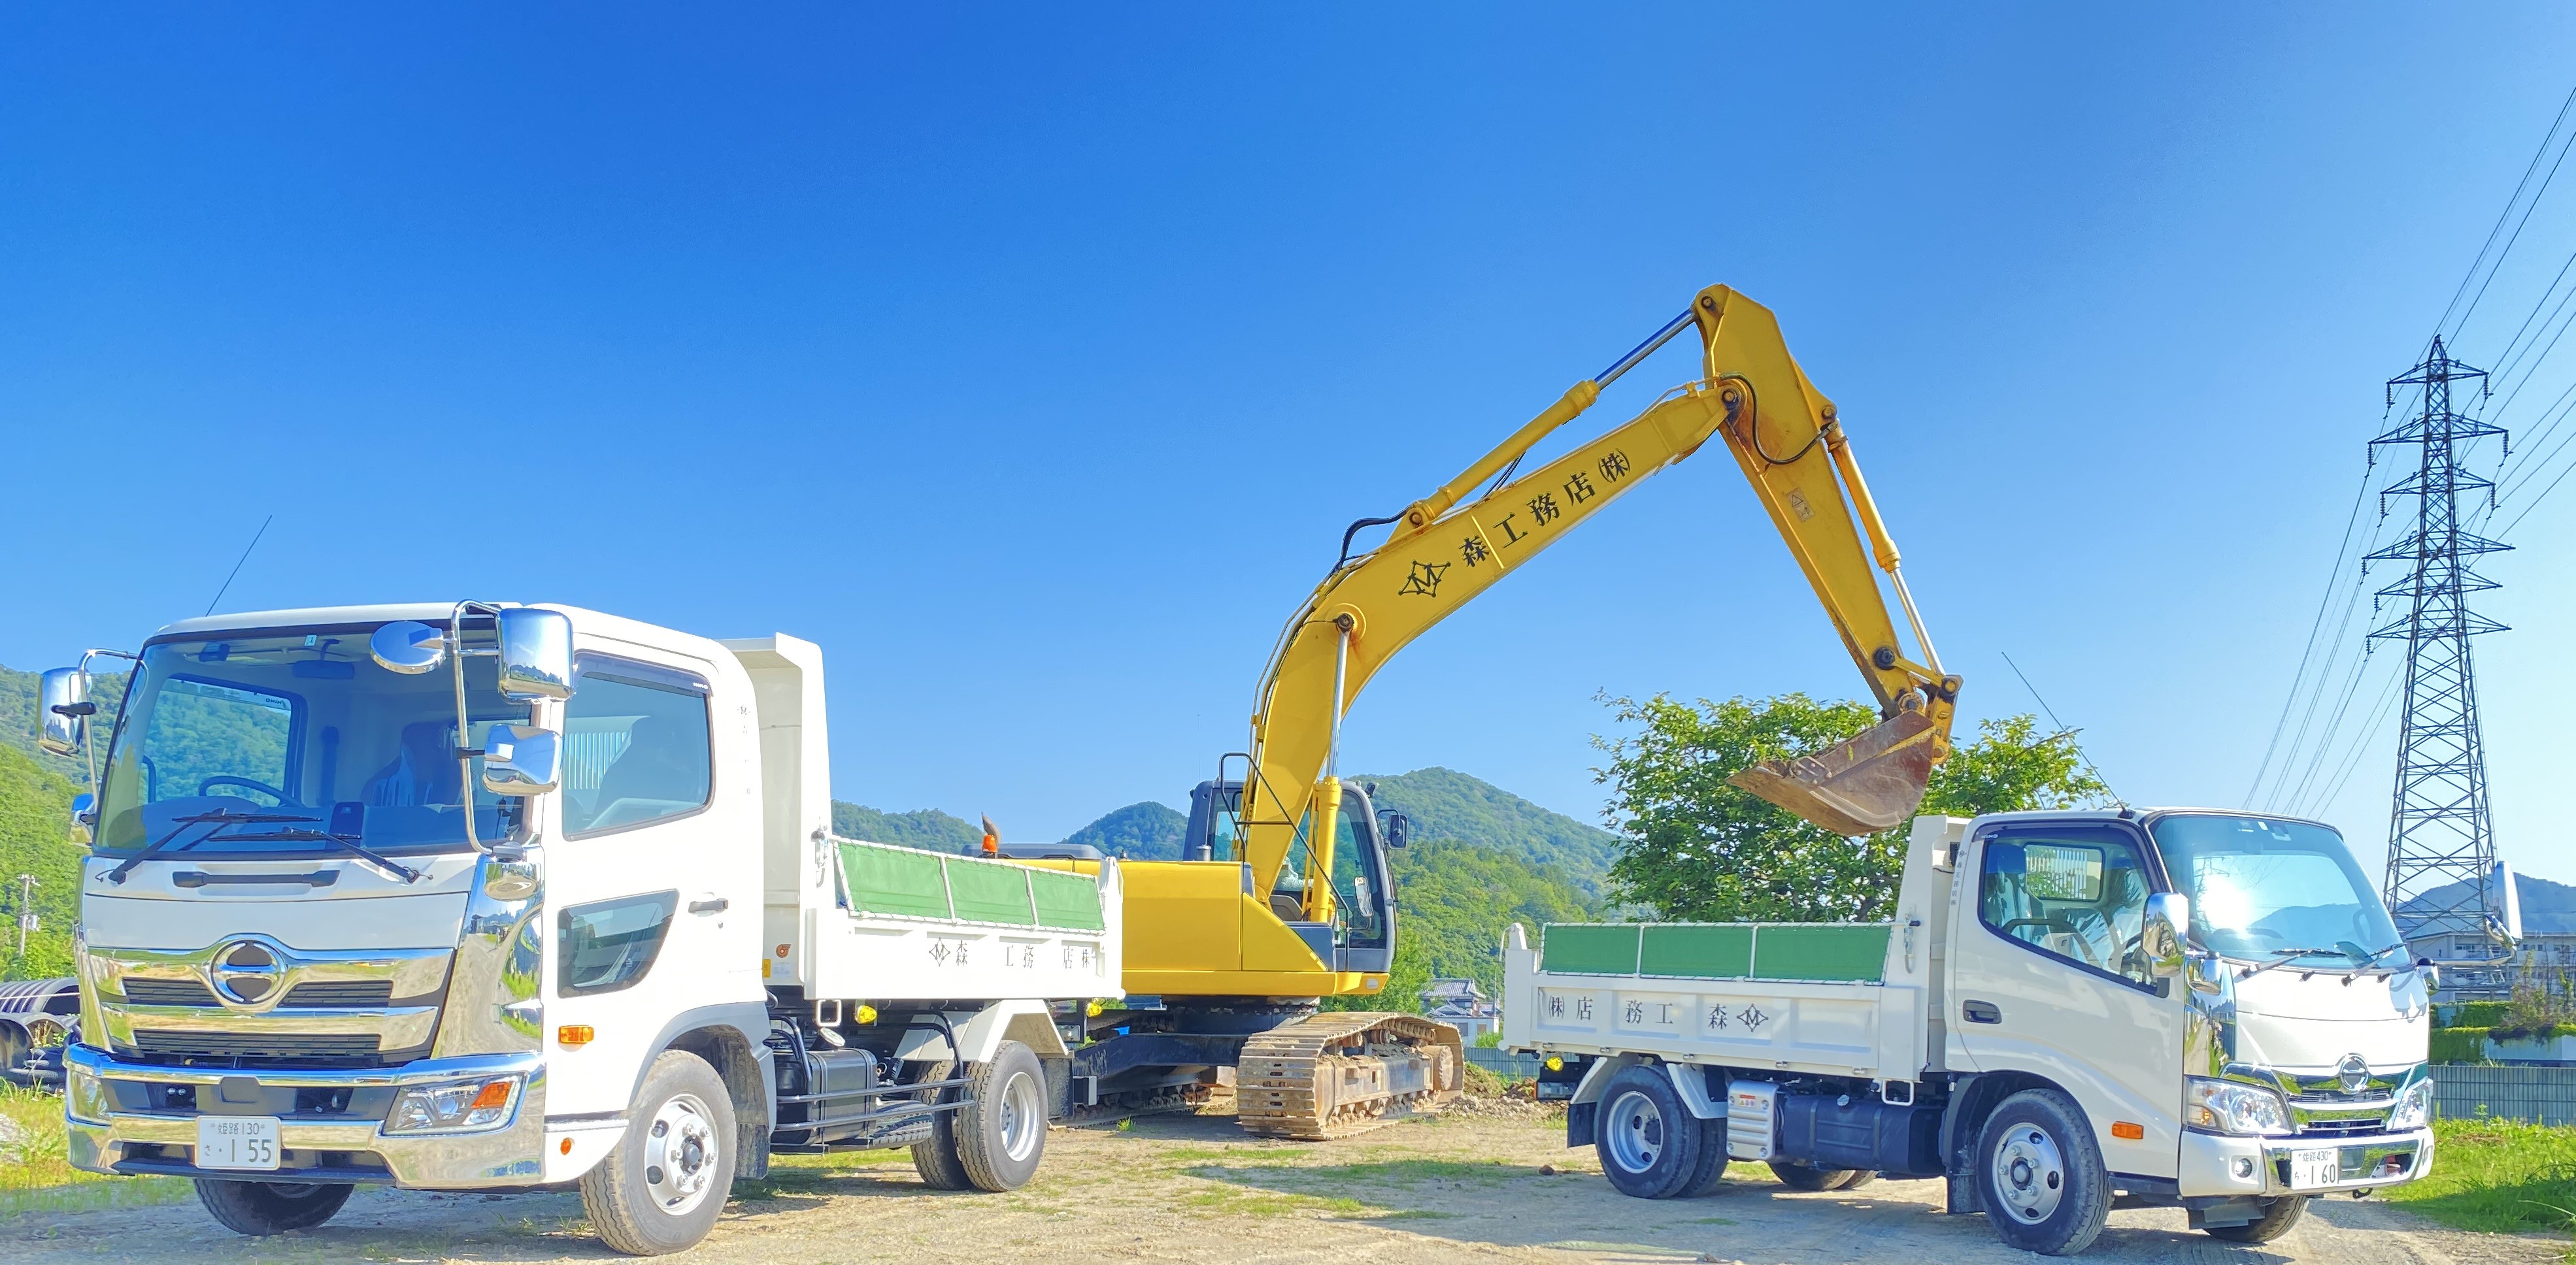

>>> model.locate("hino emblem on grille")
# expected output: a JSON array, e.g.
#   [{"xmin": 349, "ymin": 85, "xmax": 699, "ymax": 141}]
[
  {"xmin": 2337, "ymin": 1052, "xmax": 2370, "ymax": 1092},
  {"xmin": 208, "ymin": 938, "xmax": 284, "ymax": 1008}
]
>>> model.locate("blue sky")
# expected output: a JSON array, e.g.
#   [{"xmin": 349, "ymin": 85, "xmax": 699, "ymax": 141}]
[{"xmin": 7, "ymin": 7, "xmax": 2576, "ymax": 884}]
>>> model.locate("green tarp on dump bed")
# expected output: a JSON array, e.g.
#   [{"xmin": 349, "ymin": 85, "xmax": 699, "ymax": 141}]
[
  {"xmin": 1540, "ymin": 921, "xmax": 1890, "ymax": 983},
  {"xmin": 835, "ymin": 838, "xmax": 1107, "ymax": 932}
]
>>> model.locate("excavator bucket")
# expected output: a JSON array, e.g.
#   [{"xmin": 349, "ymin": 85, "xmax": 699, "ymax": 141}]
[{"xmin": 1728, "ymin": 710, "xmax": 1940, "ymax": 836}]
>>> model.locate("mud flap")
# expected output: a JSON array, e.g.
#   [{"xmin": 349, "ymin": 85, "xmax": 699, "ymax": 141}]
[
  {"xmin": 1567, "ymin": 1100, "xmax": 1598, "ymax": 1149},
  {"xmin": 1728, "ymin": 710, "xmax": 1939, "ymax": 836}
]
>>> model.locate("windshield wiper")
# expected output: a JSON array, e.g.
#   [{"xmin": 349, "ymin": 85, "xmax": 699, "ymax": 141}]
[
  {"xmin": 203, "ymin": 829, "xmax": 425, "ymax": 885},
  {"xmin": 103, "ymin": 808, "xmax": 320, "ymax": 885},
  {"xmin": 2239, "ymin": 947, "xmax": 2344, "ymax": 980}
]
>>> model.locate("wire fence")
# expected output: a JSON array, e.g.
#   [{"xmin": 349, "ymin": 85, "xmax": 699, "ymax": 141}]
[{"xmin": 2435, "ymin": 1064, "xmax": 2576, "ymax": 1126}]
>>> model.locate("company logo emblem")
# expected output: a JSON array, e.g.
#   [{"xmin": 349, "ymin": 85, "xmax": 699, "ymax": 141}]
[
  {"xmin": 208, "ymin": 939, "xmax": 284, "ymax": 1008},
  {"xmin": 2337, "ymin": 1052, "xmax": 2371, "ymax": 1093}
]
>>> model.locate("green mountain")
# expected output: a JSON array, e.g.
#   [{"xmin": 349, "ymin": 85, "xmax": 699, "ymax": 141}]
[
  {"xmin": 0, "ymin": 744, "xmax": 86, "ymax": 980},
  {"xmin": 1354, "ymin": 766, "xmax": 1617, "ymax": 897},
  {"xmin": 828, "ymin": 802, "xmax": 982, "ymax": 853},
  {"xmin": 1367, "ymin": 835, "xmax": 1592, "ymax": 1003},
  {"xmin": 1064, "ymin": 801, "xmax": 1186, "ymax": 860}
]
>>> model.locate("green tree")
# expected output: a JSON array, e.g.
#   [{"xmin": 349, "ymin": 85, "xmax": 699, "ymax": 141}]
[
  {"xmin": 1594, "ymin": 693, "xmax": 2107, "ymax": 923},
  {"xmin": 1320, "ymin": 836, "xmax": 1595, "ymax": 1012}
]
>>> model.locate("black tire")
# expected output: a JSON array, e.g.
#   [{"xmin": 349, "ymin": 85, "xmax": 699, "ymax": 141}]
[
  {"xmin": 1767, "ymin": 1160, "xmax": 1867, "ymax": 1192},
  {"xmin": 0, "ymin": 1027, "xmax": 25, "ymax": 1079},
  {"xmin": 580, "ymin": 1049, "xmax": 737, "ymax": 1256},
  {"xmin": 193, "ymin": 1179, "xmax": 354, "ymax": 1236},
  {"xmin": 2205, "ymin": 1194, "xmax": 2309, "ymax": 1243},
  {"xmin": 1592, "ymin": 1065, "xmax": 1704, "ymax": 1200},
  {"xmin": 907, "ymin": 1060, "xmax": 973, "ymax": 1191},
  {"xmin": 1679, "ymin": 1117, "xmax": 1730, "ymax": 1197},
  {"xmin": 950, "ymin": 1041, "xmax": 1048, "ymax": 1192},
  {"xmin": 1976, "ymin": 1089, "xmax": 2111, "ymax": 1257},
  {"xmin": 1834, "ymin": 1170, "xmax": 1878, "ymax": 1191}
]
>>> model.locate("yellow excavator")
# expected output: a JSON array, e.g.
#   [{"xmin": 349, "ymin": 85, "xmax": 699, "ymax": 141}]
[{"xmin": 1043, "ymin": 284, "xmax": 1962, "ymax": 1138}]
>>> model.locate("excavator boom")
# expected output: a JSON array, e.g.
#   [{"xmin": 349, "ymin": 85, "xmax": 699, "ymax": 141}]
[{"xmin": 1236, "ymin": 285, "xmax": 1960, "ymax": 898}]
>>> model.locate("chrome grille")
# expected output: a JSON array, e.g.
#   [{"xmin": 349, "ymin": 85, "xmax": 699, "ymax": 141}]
[
  {"xmin": 121, "ymin": 979, "xmax": 218, "ymax": 1007},
  {"xmin": 118, "ymin": 979, "xmax": 399, "ymax": 1008},
  {"xmin": 129, "ymin": 1030, "xmax": 386, "ymax": 1067}
]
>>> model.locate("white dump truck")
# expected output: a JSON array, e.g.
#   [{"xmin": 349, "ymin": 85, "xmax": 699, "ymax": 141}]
[
  {"xmin": 1503, "ymin": 811, "xmax": 2436, "ymax": 1257},
  {"xmin": 38, "ymin": 602, "xmax": 1124, "ymax": 1255}
]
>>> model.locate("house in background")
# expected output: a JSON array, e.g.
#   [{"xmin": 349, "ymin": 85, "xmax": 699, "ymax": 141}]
[{"xmin": 1421, "ymin": 978, "xmax": 1499, "ymax": 1043}]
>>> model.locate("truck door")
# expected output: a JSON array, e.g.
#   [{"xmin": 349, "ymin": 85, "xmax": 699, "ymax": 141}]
[
  {"xmin": 1949, "ymin": 821, "xmax": 2183, "ymax": 1179},
  {"xmin": 543, "ymin": 652, "xmax": 740, "ymax": 1117}
]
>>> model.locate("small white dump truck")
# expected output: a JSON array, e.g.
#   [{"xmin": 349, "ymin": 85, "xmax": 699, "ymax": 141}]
[
  {"xmin": 1504, "ymin": 811, "xmax": 2436, "ymax": 1256},
  {"xmin": 41, "ymin": 602, "xmax": 1122, "ymax": 1255}
]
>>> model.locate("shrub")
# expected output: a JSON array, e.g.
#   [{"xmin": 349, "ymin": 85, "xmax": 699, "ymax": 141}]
[{"xmin": 2430, "ymin": 1027, "xmax": 2492, "ymax": 1064}]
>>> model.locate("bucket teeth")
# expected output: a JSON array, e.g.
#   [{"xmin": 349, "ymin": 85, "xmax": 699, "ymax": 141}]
[{"xmin": 1233, "ymin": 1012, "xmax": 1464, "ymax": 1140}]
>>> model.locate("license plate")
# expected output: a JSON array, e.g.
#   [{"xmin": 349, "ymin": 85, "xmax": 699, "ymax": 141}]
[
  {"xmin": 2288, "ymin": 1146, "xmax": 2341, "ymax": 1190},
  {"xmin": 196, "ymin": 1116, "xmax": 282, "ymax": 1172}
]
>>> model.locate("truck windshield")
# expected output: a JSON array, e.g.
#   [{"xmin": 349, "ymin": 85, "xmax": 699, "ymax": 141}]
[
  {"xmin": 94, "ymin": 628, "xmax": 528, "ymax": 857},
  {"xmin": 2148, "ymin": 813, "xmax": 2403, "ymax": 968}
]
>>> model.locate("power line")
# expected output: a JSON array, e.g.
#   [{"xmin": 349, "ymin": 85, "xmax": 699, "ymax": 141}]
[{"xmin": 2439, "ymin": 83, "xmax": 2576, "ymax": 340}]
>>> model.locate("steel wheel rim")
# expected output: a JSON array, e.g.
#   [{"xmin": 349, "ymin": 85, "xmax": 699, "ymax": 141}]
[
  {"xmin": 643, "ymin": 1092, "xmax": 720, "ymax": 1216},
  {"xmin": 999, "ymin": 1069, "xmax": 1044, "ymax": 1163},
  {"xmin": 1992, "ymin": 1121, "xmax": 2066, "ymax": 1223},
  {"xmin": 1603, "ymin": 1089, "xmax": 1667, "ymax": 1175}
]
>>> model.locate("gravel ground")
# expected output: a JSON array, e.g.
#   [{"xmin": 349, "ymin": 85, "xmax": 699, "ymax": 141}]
[{"xmin": 0, "ymin": 1104, "xmax": 2553, "ymax": 1264}]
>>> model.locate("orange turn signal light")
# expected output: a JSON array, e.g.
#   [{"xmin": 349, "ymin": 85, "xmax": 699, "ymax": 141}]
[
  {"xmin": 559, "ymin": 1137, "xmax": 575, "ymax": 1156},
  {"xmin": 470, "ymin": 1080, "xmax": 514, "ymax": 1110},
  {"xmin": 558, "ymin": 1024, "xmax": 595, "ymax": 1048},
  {"xmin": 2111, "ymin": 1120, "xmax": 2145, "ymax": 1140}
]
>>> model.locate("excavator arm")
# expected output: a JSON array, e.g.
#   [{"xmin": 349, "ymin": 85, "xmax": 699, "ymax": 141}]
[{"xmin": 1237, "ymin": 285, "xmax": 1961, "ymax": 901}]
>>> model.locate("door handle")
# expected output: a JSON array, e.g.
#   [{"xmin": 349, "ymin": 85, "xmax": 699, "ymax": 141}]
[
  {"xmin": 688, "ymin": 898, "xmax": 729, "ymax": 914},
  {"xmin": 1962, "ymin": 1000, "xmax": 2002, "ymax": 1025}
]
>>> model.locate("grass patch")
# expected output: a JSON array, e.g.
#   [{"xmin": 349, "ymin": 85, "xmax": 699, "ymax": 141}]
[
  {"xmin": 0, "ymin": 1085, "xmax": 193, "ymax": 1216},
  {"xmin": 2380, "ymin": 1118, "xmax": 2576, "ymax": 1244},
  {"xmin": 1180, "ymin": 1189, "xmax": 1370, "ymax": 1217}
]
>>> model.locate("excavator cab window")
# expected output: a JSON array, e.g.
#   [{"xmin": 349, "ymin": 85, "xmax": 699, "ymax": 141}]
[{"xmin": 1328, "ymin": 788, "xmax": 1390, "ymax": 949}]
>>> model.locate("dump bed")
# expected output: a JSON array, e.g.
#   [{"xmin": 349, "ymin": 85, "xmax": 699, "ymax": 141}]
[{"xmin": 1502, "ymin": 817, "xmax": 1965, "ymax": 1083}]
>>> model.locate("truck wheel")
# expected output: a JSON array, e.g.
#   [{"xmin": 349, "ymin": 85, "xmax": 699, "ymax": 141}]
[
  {"xmin": 1976, "ymin": 1089, "xmax": 2110, "ymax": 1257},
  {"xmin": 2204, "ymin": 1194, "xmax": 2308, "ymax": 1243},
  {"xmin": 193, "ymin": 1179, "xmax": 353, "ymax": 1235},
  {"xmin": 1680, "ymin": 1118, "xmax": 1731, "ymax": 1196},
  {"xmin": 952, "ymin": 1040, "xmax": 1048, "ymax": 1192},
  {"xmin": 581, "ymin": 1050, "xmax": 737, "ymax": 1256},
  {"xmin": 1835, "ymin": 1170, "xmax": 1878, "ymax": 1191},
  {"xmin": 1593, "ymin": 1065, "xmax": 1704, "ymax": 1200},
  {"xmin": 1767, "ymin": 1160, "xmax": 1867, "ymax": 1192},
  {"xmin": 907, "ymin": 1060, "xmax": 973, "ymax": 1191}
]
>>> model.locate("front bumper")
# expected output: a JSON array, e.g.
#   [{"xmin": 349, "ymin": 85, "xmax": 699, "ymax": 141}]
[
  {"xmin": 2179, "ymin": 1125, "xmax": 2434, "ymax": 1199},
  {"xmin": 64, "ymin": 1043, "xmax": 548, "ymax": 1189}
]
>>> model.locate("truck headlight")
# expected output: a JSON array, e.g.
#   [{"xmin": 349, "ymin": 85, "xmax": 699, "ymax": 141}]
[
  {"xmin": 385, "ymin": 1076, "xmax": 522, "ymax": 1135},
  {"xmin": 2386, "ymin": 1074, "xmax": 2434, "ymax": 1132},
  {"xmin": 2183, "ymin": 1077, "xmax": 2292, "ymax": 1136}
]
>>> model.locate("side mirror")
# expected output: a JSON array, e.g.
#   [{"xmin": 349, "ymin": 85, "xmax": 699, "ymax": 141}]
[
  {"xmin": 2143, "ymin": 891, "xmax": 2190, "ymax": 978},
  {"xmin": 1380, "ymin": 811, "xmax": 1411, "ymax": 849},
  {"xmin": 481, "ymin": 725, "xmax": 563, "ymax": 797},
  {"xmin": 495, "ymin": 608, "xmax": 574, "ymax": 702},
  {"xmin": 2415, "ymin": 956, "xmax": 2441, "ymax": 991},
  {"xmin": 68, "ymin": 792, "xmax": 95, "ymax": 845},
  {"xmin": 369, "ymin": 621, "xmax": 448, "ymax": 675},
  {"xmin": 37, "ymin": 668, "xmax": 92, "ymax": 758}
]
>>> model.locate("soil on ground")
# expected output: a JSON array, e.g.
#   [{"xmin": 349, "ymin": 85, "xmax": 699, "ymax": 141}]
[{"xmin": 0, "ymin": 1100, "xmax": 2553, "ymax": 1264}]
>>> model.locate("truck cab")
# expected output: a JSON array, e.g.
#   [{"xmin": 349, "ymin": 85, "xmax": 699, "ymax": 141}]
[
  {"xmin": 44, "ymin": 602, "xmax": 1119, "ymax": 1255},
  {"xmin": 1505, "ymin": 808, "xmax": 2436, "ymax": 1256}
]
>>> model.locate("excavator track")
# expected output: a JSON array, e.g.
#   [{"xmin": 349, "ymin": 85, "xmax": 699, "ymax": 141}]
[{"xmin": 1234, "ymin": 1012, "xmax": 1464, "ymax": 1140}]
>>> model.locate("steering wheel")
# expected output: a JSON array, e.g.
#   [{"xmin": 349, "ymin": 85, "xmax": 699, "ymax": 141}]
[{"xmin": 198, "ymin": 776, "xmax": 294, "ymax": 806}]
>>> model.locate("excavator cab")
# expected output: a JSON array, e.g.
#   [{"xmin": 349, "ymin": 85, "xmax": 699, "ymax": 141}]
[{"xmin": 1184, "ymin": 778, "xmax": 1395, "ymax": 975}]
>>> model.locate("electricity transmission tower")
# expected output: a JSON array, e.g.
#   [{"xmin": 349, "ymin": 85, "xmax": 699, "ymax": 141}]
[{"xmin": 2369, "ymin": 337, "xmax": 2513, "ymax": 997}]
